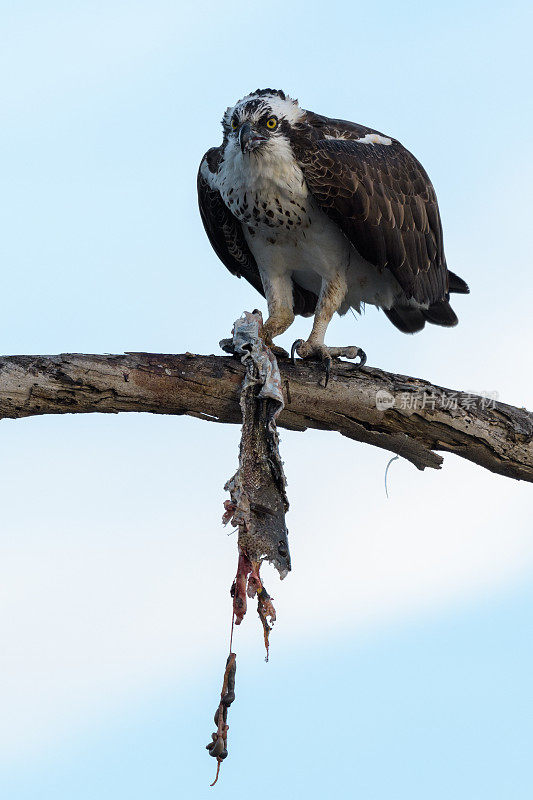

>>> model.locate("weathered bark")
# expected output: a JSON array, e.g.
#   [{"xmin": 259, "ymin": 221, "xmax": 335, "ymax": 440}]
[{"xmin": 0, "ymin": 352, "xmax": 531, "ymax": 482}]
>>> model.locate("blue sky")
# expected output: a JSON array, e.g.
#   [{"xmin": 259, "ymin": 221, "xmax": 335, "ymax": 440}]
[
  {"xmin": 3, "ymin": 581, "xmax": 533, "ymax": 800},
  {"xmin": 1, "ymin": 1, "xmax": 532, "ymax": 798}
]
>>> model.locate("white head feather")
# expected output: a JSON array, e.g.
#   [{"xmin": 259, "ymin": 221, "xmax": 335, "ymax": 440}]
[{"xmin": 222, "ymin": 90, "xmax": 305, "ymax": 130}]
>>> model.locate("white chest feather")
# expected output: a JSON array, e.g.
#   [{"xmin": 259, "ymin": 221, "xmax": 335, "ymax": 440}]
[
  {"xmin": 213, "ymin": 138, "xmax": 312, "ymax": 234},
  {"xmin": 208, "ymin": 136, "xmax": 400, "ymax": 311}
]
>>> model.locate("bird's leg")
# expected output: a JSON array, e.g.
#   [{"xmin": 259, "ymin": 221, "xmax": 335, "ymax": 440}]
[
  {"xmin": 291, "ymin": 276, "xmax": 366, "ymax": 386},
  {"xmin": 259, "ymin": 271, "xmax": 295, "ymax": 357},
  {"xmin": 219, "ymin": 271, "xmax": 294, "ymax": 356},
  {"xmin": 261, "ymin": 307, "xmax": 294, "ymax": 355}
]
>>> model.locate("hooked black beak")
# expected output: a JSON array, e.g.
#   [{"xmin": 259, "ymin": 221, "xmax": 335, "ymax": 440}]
[{"xmin": 239, "ymin": 122, "xmax": 266, "ymax": 154}]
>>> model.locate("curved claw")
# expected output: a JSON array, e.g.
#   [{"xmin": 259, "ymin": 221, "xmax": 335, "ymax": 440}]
[
  {"xmin": 291, "ymin": 339, "xmax": 304, "ymax": 365},
  {"xmin": 324, "ymin": 356, "xmax": 332, "ymax": 388},
  {"xmin": 356, "ymin": 348, "xmax": 367, "ymax": 369}
]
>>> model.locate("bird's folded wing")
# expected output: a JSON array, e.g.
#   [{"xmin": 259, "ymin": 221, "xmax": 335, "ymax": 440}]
[
  {"xmin": 197, "ymin": 165, "xmax": 265, "ymax": 297},
  {"xmin": 295, "ymin": 136, "xmax": 449, "ymax": 304}
]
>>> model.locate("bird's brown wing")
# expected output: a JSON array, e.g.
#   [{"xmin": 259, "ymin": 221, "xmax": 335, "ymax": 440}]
[
  {"xmin": 197, "ymin": 158, "xmax": 265, "ymax": 298},
  {"xmin": 290, "ymin": 116, "xmax": 449, "ymax": 305},
  {"xmin": 198, "ymin": 150, "xmax": 317, "ymax": 316}
]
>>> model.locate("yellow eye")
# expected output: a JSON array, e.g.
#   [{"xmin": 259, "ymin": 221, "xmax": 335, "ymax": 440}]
[
  {"xmin": 266, "ymin": 116, "xmax": 278, "ymax": 130},
  {"xmin": 231, "ymin": 118, "xmax": 238, "ymax": 131}
]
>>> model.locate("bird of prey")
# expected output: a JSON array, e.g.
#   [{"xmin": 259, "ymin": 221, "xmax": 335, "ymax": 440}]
[{"xmin": 198, "ymin": 89, "xmax": 469, "ymax": 380}]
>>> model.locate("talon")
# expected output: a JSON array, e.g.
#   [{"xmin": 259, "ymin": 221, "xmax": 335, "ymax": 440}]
[
  {"xmin": 291, "ymin": 339, "xmax": 304, "ymax": 365},
  {"xmin": 324, "ymin": 357, "xmax": 331, "ymax": 388},
  {"xmin": 290, "ymin": 339, "xmax": 367, "ymax": 385},
  {"xmin": 356, "ymin": 348, "xmax": 367, "ymax": 369}
]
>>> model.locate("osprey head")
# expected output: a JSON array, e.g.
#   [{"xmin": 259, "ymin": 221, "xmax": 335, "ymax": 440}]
[{"xmin": 222, "ymin": 89, "xmax": 304, "ymax": 155}]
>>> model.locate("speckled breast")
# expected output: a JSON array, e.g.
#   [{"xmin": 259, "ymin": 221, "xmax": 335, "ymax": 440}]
[{"xmin": 223, "ymin": 187, "xmax": 311, "ymax": 237}]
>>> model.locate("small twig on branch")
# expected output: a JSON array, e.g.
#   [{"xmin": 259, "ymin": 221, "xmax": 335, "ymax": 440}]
[{"xmin": 0, "ymin": 351, "xmax": 531, "ymax": 482}]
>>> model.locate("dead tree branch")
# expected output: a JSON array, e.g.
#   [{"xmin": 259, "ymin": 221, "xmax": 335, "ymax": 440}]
[{"xmin": 0, "ymin": 352, "xmax": 531, "ymax": 482}]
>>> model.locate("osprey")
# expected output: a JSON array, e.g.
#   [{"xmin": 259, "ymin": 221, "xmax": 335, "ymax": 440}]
[{"xmin": 198, "ymin": 89, "xmax": 469, "ymax": 380}]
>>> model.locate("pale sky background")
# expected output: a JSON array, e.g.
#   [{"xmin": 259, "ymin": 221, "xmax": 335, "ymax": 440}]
[{"xmin": 1, "ymin": 1, "xmax": 532, "ymax": 798}]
